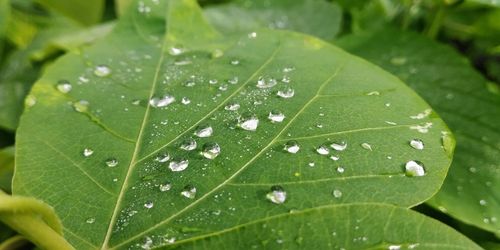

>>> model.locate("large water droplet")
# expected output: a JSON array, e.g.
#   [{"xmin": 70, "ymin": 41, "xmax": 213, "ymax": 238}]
[
  {"xmin": 83, "ymin": 148, "xmax": 94, "ymax": 157},
  {"xmin": 410, "ymin": 139, "xmax": 424, "ymax": 150},
  {"xmin": 256, "ymin": 76, "xmax": 277, "ymax": 89},
  {"xmin": 144, "ymin": 201, "xmax": 154, "ymax": 209},
  {"xmin": 194, "ymin": 125, "xmax": 213, "ymax": 138},
  {"xmin": 316, "ymin": 145, "xmax": 330, "ymax": 155},
  {"xmin": 405, "ymin": 160, "xmax": 426, "ymax": 177},
  {"xmin": 159, "ymin": 182, "xmax": 172, "ymax": 192},
  {"xmin": 330, "ymin": 141, "xmax": 347, "ymax": 151},
  {"xmin": 181, "ymin": 185, "xmax": 196, "ymax": 199},
  {"xmin": 268, "ymin": 110, "xmax": 285, "ymax": 123},
  {"xmin": 266, "ymin": 185, "xmax": 286, "ymax": 204},
  {"xmin": 201, "ymin": 142, "xmax": 221, "ymax": 160},
  {"xmin": 332, "ymin": 189, "xmax": 342, "ymax": 198},
  {"xmin": 73, "ymin": 100, "xmax": 89, "ymax": 112},
  {"xmin": 56, "ymin": 80, "xmax": 72, "ymax": 93},
  {"xmin": 149, "ymin": 95, "xmax": 175, "ymax": 108},
  {"xmin": 94, "ymin": 65, "xmax": 111, "ymax": 77},
  {"xmin": 180, "ymin": 138, "xmax": 197, "ymax": 151},
  {"xmin": 284, "ymin": 140, "xmax": 300, "ymax": 154},
  {"xmin": 106, "ymin": 158, "xmax": 118, "ymax": 167},
  {"xmin": 155, "ymin": 152, "xmax": 170, "ymax": 163},
  {"xmin": 277, "ymin": 88, "xmax": 295, "ymax": 98},
  {"xmin": 237, "ymin": 113, "xmax": 259, "ymax": 131},
  {"xmin": 169, "ymin": 158, "xmax": 189, "ymax": 172},
  {"xmin": 224, "ymin": 103, "xmax": 240, "ymax": 111}
]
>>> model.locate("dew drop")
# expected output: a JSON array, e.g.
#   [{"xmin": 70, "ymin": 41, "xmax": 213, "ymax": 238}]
[
  {"xmin": 227, "ymin": 76, "xmax": 239, "ymax": 84},
  {"xmin": 224, "ymin": 103, "xmax": 240, "ymax": 111},
  {"xmin": 83, "ymin": 148, "xmax": 94, "ymax": 157},
  {"xmin": 410, "ymin": 139, "xmax": 424, "ymax": 150},
  {"xmin": 169, "ymin": 46, "xmax": 184, "ymax": 55},
  {"xmin": 388, "ymin": 245, "xmax": 402, "ymax": 250},
  {"xmin": 248, "ymin": 32, "xmax": 257, "ymax": 38},
  {"xmin": 159, "ymin": 182, "xmax": 172, "ymax": 192},
  {"xmin": 181, "ymin": 185, "xmax": 196, "ymax": 199},
  {"xmin": 284, "ymin": 140, "xmax": 300, "ymax": 154},
  {"xmin": 337, "ymin": 167, "xmax": 345, "ymax": 173},
  {"xmin": 283, "ymin": 66, "xmax": 295, "ymax": 73},
  {"xmin": 479, "ymin": 199, "xmax": 487, "ymax": 206},
  {"xmin": 155, "ymin": 152, "xmax": 170, "ymax": 163},
  {"xmin": 237, "ymin": 113, "xmax": 259, "ymax": 131},
  {"xmin": 330, "ymin": 141, "xmax": 347, "ymax": 151},
  {"xmin": 149, "ymin": 94, "xmax": 175, "ymax": 108},
  {"xmin": 169, "ymin": 158, "xmax": 189, "ymax": 172},
  {"xmin": 56, "ymin": 80, "xmax": 72, "ymax": 93},
  {"xmin": 25, "ymin": 95, "xmax": 37, "ymax": 107},
  {"xmin": 256, "ymin": 76, "xmax": 277, "ymax": 89},
  {"xmin": 180, "ymin": 138, "xmax": 197, "ymax": 151},
  {"xmin": 268, "ymin": 110, "xmax": 285, "ymax": 123},
  {"xmin": 361, "ymin": 143, "xmax": 372, "ymax": 151},
  {"xmin": 316, "ymin": 145, "xmax": 330, "ymax": 155},
  {"xmin": 230, "ymin": 59, "xmax": 240, "ymax": 65},
  {"xmin": 194, "ymin": 125, "xmax": 213, "ymax": 138},
  {"xmin": 86, "ymin": 218, "xmax": 95, "ymax": 224},
  {"xmin": 106, "ymin": 158, "xmax": 118, "ymax": 167},
  {"xmin": 405, "ymin": 160, "xmax": 426, "ymax": 177},
  {"xmin": 308, "ymin": 161, "xmax": 315, "ymax": 167},
  {"xmin": 277, "ymin": 88, "xmax": 295, "ymax": 98},
  {"xmin": 201, "ymin": 142, "xmax": 221, "ymax": 160},
  {"xmin": 330, "ymin": 155, "xmax": 339, "ymax": 161},
  {"xmin": 181, "ymin": 97, "xmax": 191, "ymax": 105},
  {"xmin": 281, "ymin": 76, "xmax": 291, "ymax": 83},
  {"xmin": 332, "ymin": 189, "xmax": 342, "ymax": 198},
  {"xmin": 266, "ymin": 185, "xmax": 286, "ymax": 204},
  {"xmin": 209, "ymin": 79, "xmax": 218, "ymax": 85},
  {"xmin": 144, "ymin": 201, "xmax": 154, "ymax": 209},
  {"xmin": 73, "ymin": 100, "xmax": 89, "ymax": 112},
  {"xmin": 94, "ymin": 65, "xmax": 111, "ymax": 77}
]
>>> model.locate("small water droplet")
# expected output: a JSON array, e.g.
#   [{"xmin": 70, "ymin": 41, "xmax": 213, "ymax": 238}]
[
  {"xmin": 281, "ymin": 76, "xmax": 291, "ymax": 83},
  {"xmin": 308, "ymin": 161, "xmax": 315, "ymax": 167},
  {"xmin": 268, "ymin": 110, "xmax": 285, "ymax": 123},
  {"xmin": 361, "ymin": 143, "xmax": 372, "ymax": 151},
  {"xmin": 194, "ymin": 125, "xmax": 213, "ymax": 138},
  {"xmin": 256, "ymin": 76, "xmax": 277, "ymax": 89},
  {"xmin": 181, "ymin": 97, "xmax": 191, "ymax": 105},
  {"xmin": 181, "ymin": 185, "xmax": 196, "ymax": 199},
  {"xmin": 266, "ymin": 185, "xmax": 286, "ymax": 204},
  {"xmin": 169, "ymin": 158, "xmax": 189, "ymax": 172},
  {"xmin": 86, "ymin": 218, "xmax": 95, "ymax": 224},
  {"xmin": 366, "ymin": 91, "xmax": 380, "ymax": 96},
  {"xmin": 73, "ymin": 100, "xmax": 89, "ymax": 112},
  {"xmin": 330, "ymin": 141, "xmax": 347, "ymax": 151},
  {"xmin": 410, "ymin": 139, "xmax": 424, "ymax": 150},
  {"xmin": 332, "ymin": 189, "xmax": 342, "ymax": 198},
  {"xmin": 337, "ymin": 167, "xmax": 345, "ymax": 173},
  {"xmin": 283, "ymin": 66, "xmax": 295, "ymax": 73},
  {"xmin": 479, "ymin": 199, "xmax": 487, "ymax": 206},
  {"xmin": 155, "ymin": 152, "xmax": 170, "ymax": 163},
  {"xmin": 224, "ymin": 103, "xmax": 240, "ymax": 111},
  {"xmin": 209, "ymin": 79, "xmax": 218, "ymax": 85},
  {"xmin": 56, "ymin": 80, "xmax": 72, "ymax": 93},
  {"xmin": 237, "ymin": 113, "xmax": 259, "ymax": 131},
  {"xmin": 277, "ymin": 88, "xmax": 295, "ymax": 98},
  {"xmin": 169, "ymin": 46, "xmax": 184, "ymax": 55},
  {"xmin": 159, "ymin": 182, "xmax": 172, "ymax": 192},
  {"xmin": 83, "ymin": 148, "xmax": 94, "ymax": 157},
  {"xmin": 25, "ymin": 95, "xmax": 37, "ymax": 107},
  {"xmin": 248, "ymin": 32, "xmax": 257, "ymax": 38},
  {"xmin": 201, "ymin": 142, "xmax": 221, "ymax": 159},
  {"xmin": 106, "ymin": 158, "xmax": 118, "ymax": 167},
  {"xmin": 149, "ymin": 94, "xmax": 175, "ymax": 108},
  {"xmin": 94, "ymin": 65, "xmax": 111, "ymax": 77},
  {"xmin": 180, "ymin": 138, "xmax": 197, "ymax": 151},
  {"xmin": 390, "ymin": 57, "xmax": 407, "ymax": 65},
  {"xmin": 284, "ymin": 140, "xmax": 300, "ymax": 154},
  {"xmin": 405, "ymin": 160, "xmax": 425, "ymax": 177},
  {"xmin": 227, "ymin": 76, "xmax": 239, "ymax": 84},
  {"xmin": 144, "ymin": 201, "xmax": 154, "ymax": 209},
  {"xmin": 388, "ymin": 245, "xmax": 402, "ymax": 250},
  {"xmin": 230, "ymin": 59, "xmax": 240, "ymax": 65},
  {"xmin": 316, "ymin": 145, "xmax": 330, "ymax": 155},
  {"xmin": 330, "ymin": 155, "xmax": 339, "ymax": 161}
]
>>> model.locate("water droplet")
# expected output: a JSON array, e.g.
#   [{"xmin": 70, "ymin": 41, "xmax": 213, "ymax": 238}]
[
  {"xmin": 149, "ymin": 94, "xmax": 175, "ymax": 108},
  {"xmin": 390, "ymin": 56, "xmax": 407, "ymax": 65},
  {"xmin": 388, "ymin": 245, "xmax": 402, "ymax": 250},
  {"xmin": 230, "ymin": 59, "xmax": 240, "ymax": 65},
  {"xmin": 316, "ymin": 145, "xmax": 330, "ymax": 155},
  {"xmin": 83, "ymin": 148, "xmax": 94, "ymax": 157},
  {"xmin": 281, "ymin": 76, "xmax": 291, "ymax": 83},
  {"xmin": 144, "ymin": 201, "xmax": 154, "ymax": 209},
  {"xmin": 169, "ymin": 46, "xmax": 184, "ymax": 55},
  {"xmin": 181, "ymin": 97, "xmax": 191, "ymax": 105},
  {"xmin": 224, "ymin": 103, "xmax": 240, "ymax": 111},
  {"xmin": 209, "ymin": 79, "xmax": 218, "ymax": 85},
  {"xmin": 268, "ymin": 110, "xmax": 285, "ymax": 123},
  {"xmin": 25, "ymin": 95, "xmax": 37, "ymax": 107},
  {"xmin": 73, "ymin": 100, "xmax": 89, "ymax": 112},
  {"xmin": 106, "ymin": 158, "xmax": 118, "ymax": 167},
  {"xmin": 237, "ymin": 113, "xmax": 259, "ymax": 131},
  {"xmin": 201, "ymin": 142, "xmax": 221, "ymax": 159},
  {"xmin": 86, "ymin": 218, "xmax": 95, "ymax": 224},
  {"xmin": 410, "ymin": 139, "xmax": 424, "ymax": 150},
  {"xmin": 479, "ymin": 199, "xmax": 487, "ymax": 206},
  {"xmin": 194, "ymin": 125, "xmax": 213, "ymax": 138},
  {"xmin": 361, "ymin": 143, "xmax": 372, "ymax": 151},
  {"xmin": 159, "ymin": 182, "xmax": 172, "ymax": 192},
  {"xmin": 366, "ymin": 91, "xmax": 380, "ymax": 96},
  {"xmin": 94, "ymin": 65, "xmax": 111, "ymax": 77},
  {"xmin": 283, "ymin": 66, "xmax": 295, "ymax": 73},
  {"xmin": 330, "ymin": 141, "xmax": 347, "ymax": 151},
  {"xmin": 277, "ymin": 88, "xmax": 295, "ymax": 98},
  {"xmin": 218, "ymin": 84, "xmax": 228, "ymax": 91},
  {"xmin": 337, "ymin": 167, "xmax": 345, "ymax": 173},
  {"xmin": 181, "ymin": 185, "xmax": 196, "ymax": 199},
  {"xmin": 256, "ymin": 76, "xmax": 277, "ymax": 89},
  {"xmin": 56, "ymin": 80, "xmax": 72, "ymax": 93},
  {"xmin": 169, "ymin": 158, "xmax": 189, "ymax": 172},
  {"xmin": 410, "ymin": 109, "xmax": 432, "ymax": 120},
  {"xmin": 332, "ymin": 189, "xmax": 342, "ymax": 198},
  {"xmin": 248, "ymin": 32, "xmax": 257, "ymax": 38},
  {"xmin": 469, "ymin": 167, "xmax": 477, "ymax": 173},
  {"xmin": 180, "ymin": 138, "xmax": 197, "ymax": 151},
  {"xmin": 330, "ymin": 155, "xmax": 339, "ymax": 161},
  {"xmin": 155, "ymin": 152, "xmax": 170, "ymax": 163},
  {"xmin": 266, "ymin": 185, "xmax": 286, "ymax": 204},
  {"xmin": 308, "ymin": 161, "xmax": 315, "ymax": 167},
  {"xmin": 227, "ymin": 76, "xmax": 239, "ymax": 84},
  {"xmin": 410, "ymin": 122, "xmax": 433, "ymax": 133},
  {"xmin": 284, "ymin": 140, "xmax": 300, "ymax": 154},
  {"xmin": 405, "ymin": 160, "xmax": 426, "ymax": 177}
]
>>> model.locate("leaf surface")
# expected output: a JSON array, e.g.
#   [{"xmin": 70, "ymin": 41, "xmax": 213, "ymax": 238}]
[
  {"xmin": 338, "ymin": 28, "xmax": 500, "ymax": 236},
  {"xmin": 14, "ymin": 1, "xmax": 453, "ymax": 249}
]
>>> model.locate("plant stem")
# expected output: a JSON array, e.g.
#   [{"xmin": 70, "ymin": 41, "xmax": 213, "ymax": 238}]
[{"xmin": 426, "ymin": 3, "xmax": 446, "ymax": 39}]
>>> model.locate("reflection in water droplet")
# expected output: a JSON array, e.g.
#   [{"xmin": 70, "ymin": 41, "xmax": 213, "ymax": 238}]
[
  {"xmin": 94, "ymin": 65, "xmax": 111, "ymax": 77},
  {"xmin": 144, "ymin": 201, "xmax": 154, "ymax": 209},
  {"xmin": 316, "ymin": 145, "xmax": 329, "ymax": 155},
  {"xmin": 277, "ymin": 88, "xmax": 295, "ymax": 98},
  {"xmin": 224, "ymin": 103, "xmax": 240, "ymax": 111},
  {"xmin": 180, "ymin": 138, "xmax": 197, "ymax": 151},
  {"xmin": 155, "ymin": 152, "xmax": 170, "ymax": 163},
  {"xmin": 405, "ymin": 160, "xmax": 425, "ymax": 177},
  {"xmin": 332, "ymin": 189, "xmax": 342, "ymax": 198},
  {"xmin": 410, "ymin": 139, "xmax": 424, "ymax": 150},
  {"xmin": 194, "ymin": 125, "xmax": 213, "ymax": 138},
  {"xmin": 56, "ymin": 80, "xmax": 72, "ymax": 93},
  {"xmin": 83, "ymin": 148, "xmax": 94, "ymax": 157},
  {"xmin": 201, "ymin": 142, "xmax": 221, "ymax": 160},
  {"xmin": 169, "ymin": 158, "xmax": 189, "ymax": 172},
  {"xmin": 266, "ymin": 185, "xmax": 286, "ymax": 204},
  {"xmin": 256, "ymin": 76, "xmax": 277, "ymax": 89},
  {"xmin": 330, "ymin": 141, "xmax": 347, "ymax": 151},
  {"xmin": 106, "ymin": 158, "xmax": 118, "ymax": 167},
  {"xmin": 284, "ymin": 140, "xmax": 300, "ymax": 154},
  {"xmin": 181, "ymin": 185, "xmax": 196, "ymax": 199},
  {"xmin": 361, "ymin": 143, "xmax": 372, "ymax": 151},
  {"xmin": 268, "ymin": 110, "xmax": 285, "ymax": 123},
  {"xmin": 149, "ymin": 95, "xmax": 175, "ymax": 108},
  {"xmin": 159, "ymin": 182, "xmax": 172, "ymax": 192},
  {"xmin": 238, "ymin": 113, "xmax": 259, "ymax": 131},
  {"xmin": 73, "ymin": 100, "xmax": 89, "ymax": 112}
]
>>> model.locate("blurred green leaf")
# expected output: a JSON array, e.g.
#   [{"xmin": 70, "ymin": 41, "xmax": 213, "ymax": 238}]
[
  {"xmin": 34, "ymin": 0, "xmax": 104, "ymax": 26},
  {"xmin": 204, "ymin": 0, "xmax": 342, "ymax": 40},
  {"xmin": 5, "ymin": 10, "xmax": 38, "ymax": 48},
  {"xmin": 467, "ymin": 0, "xmax": 500, "ymax": 7},
  {"xmin": 0, "ymin": 0, "xmax": 10, "ymax": 38},
  {"xmin": 0, "ymin": 146, "xmax": 14, "ymax": 193},
  {"xmin": 115, "ymin": 0, "xmax": 133, "ymax": 16},
  {"xmin": 338, "ymin": 27, "xmax": 500, "ymax": 236}
]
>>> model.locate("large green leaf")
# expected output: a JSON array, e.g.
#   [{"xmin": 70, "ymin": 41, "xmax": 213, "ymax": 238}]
[
  {"xmin": 14, "ymin": 0, "xmax": 453, "ymax": 249},
  {"xmin": 203, "ymin": 0, "xmax": 342, "ymax": 41},
  {"xmin": 337, "ymin": 28, "xmax": 500, "ymax": 236}
]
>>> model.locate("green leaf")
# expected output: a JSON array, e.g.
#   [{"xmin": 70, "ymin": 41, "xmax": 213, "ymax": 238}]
[
  {"xmin": 0, "ymin": 146, "xmax": 15, "ymax": 193},
  {"xmin": 337, "ymin": 28, "xmax": 500, "ymax": 236},
  {"xmin": 34, "ymin": 0, "xmax": 104, "ymax": 26},
  {"xmin": 467, "ymin": 0, "xmax": 500, "ymax": 7},
  {"xmin": 165, "ymin": 203, "xmax": 481, "ymax": 249},
  {"xmin": 115, "ymin": 0, "xmax": 134, "ymax": 17},
  {"xmin": 0, "ymin": 0, "xmax": 9, "ymax": 38},
  {"xmin": 14, "ymin": 0, "xmax": 453, "ymax": 248},
  {"xmin": 203, "ymin": 0, "xmax": 342, "ymax": 40}
]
